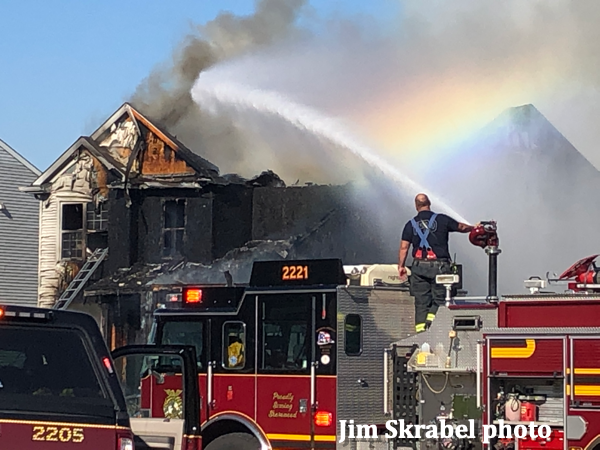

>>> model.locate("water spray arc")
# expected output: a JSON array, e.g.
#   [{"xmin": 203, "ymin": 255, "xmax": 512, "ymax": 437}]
[{"xmin": 191, "ymin": 79, "xmax": 470, "ymax": 224}]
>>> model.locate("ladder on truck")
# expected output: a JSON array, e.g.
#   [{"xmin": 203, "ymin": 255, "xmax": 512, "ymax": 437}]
[{"xmin": 53, "ymin": 247, "xmax": 108, "ymax": 310}]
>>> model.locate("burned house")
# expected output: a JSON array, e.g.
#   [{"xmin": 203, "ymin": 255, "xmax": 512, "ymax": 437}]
[
  {"xmin": 0, "ymin": 138, "xmax": 40, "ymax": 305},
  {"xmin": 23, "ymin": 103, "xmax": 399, "ymax": 349}
]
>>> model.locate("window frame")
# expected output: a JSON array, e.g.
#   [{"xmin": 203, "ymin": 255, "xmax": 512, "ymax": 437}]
[
  {"xmin": 0, "ymin": 324, "xmax": 114, "ymax": 417},
  {"xmin": 344, "ymin": 314, "xmax": 363, "ymax": 356},
  {"xmin": 59, "ymin": 202, "xmax": 85, "ymax": 260},
  {"xmin": 258, "ymin": 294, "xmax": 312, "ymax": 375},
  {"xmin": 86, "ymin": 201, "xmax": 108, "ymax": 232},
  {"xmin": 221, "ymin": 321, "xmax": 247, "ymax": 371},
  {"xmin": 162, "ymin": 199, "xmax": 186, "ymax": 258},
  {"xmin": 156, "ymin": 318, "xmax": 207, "ymax": 372}
]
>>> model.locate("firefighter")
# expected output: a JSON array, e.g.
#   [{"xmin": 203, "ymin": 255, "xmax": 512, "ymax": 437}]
[
  {"xmin": 398, "ymin": 193, "xmax": 475, "ymax": 333},
  {"xmin": 227, "ymin": 333, "xmax": 244, "ymax": 368}
]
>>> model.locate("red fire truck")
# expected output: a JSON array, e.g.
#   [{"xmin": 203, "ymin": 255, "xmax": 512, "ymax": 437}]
[
  {"xmin": 136, "ymin": 222, "xmax": 600, "ymax": 450},
  {"xmin": 388, "ymin": 224, "xmax": 600, "ymax": 450}
]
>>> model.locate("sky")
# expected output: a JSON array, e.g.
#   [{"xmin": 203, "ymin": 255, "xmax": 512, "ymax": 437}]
[{"xmin": 0, "ymin": 0, "xmax": 400, "ymax": 172}]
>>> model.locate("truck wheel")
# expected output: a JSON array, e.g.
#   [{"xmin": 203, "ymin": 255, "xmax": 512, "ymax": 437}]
[{"xmin": 204, "ymin": 432, "xmax": 260, "ymax": 450}]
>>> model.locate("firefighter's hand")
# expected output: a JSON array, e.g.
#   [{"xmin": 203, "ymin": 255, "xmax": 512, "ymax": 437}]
[{"xmin": 399, "ymin": 266, "xmax": 407, "ymax": 278}]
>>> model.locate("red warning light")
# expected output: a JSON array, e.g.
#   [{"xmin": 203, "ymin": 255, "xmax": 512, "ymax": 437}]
[
  {"xmin": 314, "ymin": 411, "xmax": 333, "ymax": 427},
  {"xmin": 185, "ymin": 289, "xmax": 203, "ymax": 304},
  {"xmin": 102, "ymin": 357, "xmax": 114, "ymax": 373},
  {"xmin": 0, "ymin": 308, "xmax": 4, "ymax": 318}
]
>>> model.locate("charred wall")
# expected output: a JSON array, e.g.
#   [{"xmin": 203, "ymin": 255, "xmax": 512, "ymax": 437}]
[
  {"xmin": 212, "ymin": 185, "xmax": 253, "ymax": 259},
  {"xmin": 252, "ymin": 185, "xmax": 342, "ymax": 240},
  {"xmin": 107, "ymin": 184, "xmax": 253, "ymax": 271},
  {"xmin": 185, "ymin": 196, "xmax": 213, "ymax": 263},
  {"xmin": 134, "ymin": 188, "xmax": 213, "ymax": 265},
  {"xmin": 106, "ymin": 181, "xmax": 399, "ymax": 277},
  {"xmin": 106, "ymin": 189, "xmax": 135, "ymax": 274},
  {"xmin": 254, "ymin": 184, "xmax": 398, "ymax": 264}
]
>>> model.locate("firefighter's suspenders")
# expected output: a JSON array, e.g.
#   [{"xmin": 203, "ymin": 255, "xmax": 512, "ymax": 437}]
[{"xmin": 411, "ymin": 213, "xmax": 438, "ymax": 259}]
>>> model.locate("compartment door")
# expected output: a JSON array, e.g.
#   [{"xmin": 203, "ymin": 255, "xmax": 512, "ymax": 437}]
[
  {"xmin": 256, "ymin": 292, "xmax": 315, "ymax": 447},
  {"xmin": 488, "ymin": 336, "xmax": 565, "ymax": 377},
  {"xmin": 570, "ymin": 337, "xmax": 600, "ymax": 407}
]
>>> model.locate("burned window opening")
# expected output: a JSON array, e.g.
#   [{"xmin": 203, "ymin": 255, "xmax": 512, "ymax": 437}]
[
  {"xmin": 163, "ymin": 199, "xmax": 185, "ymax": 258},
  {"xmin": 87, "ymin": 202, "xmax": 108, "ymax": 232},
  {"xmin": 62, "ymin": 204, "xmax": 83, "ymax": 230},
  {"xmin": 61, "ymin": 204, "xmax": 84, "ymax": 259},
  {"xmin": 163, "ymin": 146, "xmax": 172, "ymax": 161}
]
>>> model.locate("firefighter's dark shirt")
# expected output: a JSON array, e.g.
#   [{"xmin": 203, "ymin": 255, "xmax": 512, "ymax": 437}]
[{"xmin": 401, "ymin": 211, "xmax": 460, "ymax": 260}]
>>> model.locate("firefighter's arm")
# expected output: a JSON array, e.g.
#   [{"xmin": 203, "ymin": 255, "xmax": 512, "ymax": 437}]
[
  {"xmin": 398, "ymin": 240, "xmax": 410, "ymax": 276},
  {"xmin": 457, "ymin": 222, "xmax": 476, "ymax": 233}
]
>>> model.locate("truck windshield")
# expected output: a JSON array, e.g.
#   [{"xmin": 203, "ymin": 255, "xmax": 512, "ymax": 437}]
[
  {"xmin": 159, "ymin": 320, "xmax": 204, "ymax": 369},
  {"xmin": 0, "ymin": 325, "xmax": 114, "ymax": 419}
]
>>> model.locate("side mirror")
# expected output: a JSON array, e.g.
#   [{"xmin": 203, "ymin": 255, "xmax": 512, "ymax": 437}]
[{"xmin": 151, "ymin": 369, "xmax": 165, "ymax": 385}]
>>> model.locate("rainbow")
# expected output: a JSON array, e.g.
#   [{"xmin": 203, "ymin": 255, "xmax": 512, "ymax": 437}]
[{"xmin": 343, "ymin": 64, "xmax": 561, "ymax": 170}]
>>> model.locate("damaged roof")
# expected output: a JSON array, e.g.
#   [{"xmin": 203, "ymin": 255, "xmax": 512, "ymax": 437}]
[
  {"xmin": 26, "ymin": 103, "xmax": 224, "ymax": 191},
  {"xmin": 91, "ymin": 103, "xmax": 221, "ymax": 179},
  {"xmin": 84, "ymin": 239, "xmax": 295, "ymax": 296}
]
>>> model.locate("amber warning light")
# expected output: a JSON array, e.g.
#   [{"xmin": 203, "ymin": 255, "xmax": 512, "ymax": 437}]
[
  {"xmin": 184, "ymin": 289, "xmax": 203, "ymax": 304},
  {"xmin": 314, "ymin": 411, "xmax": 333, "ymax": 427}
]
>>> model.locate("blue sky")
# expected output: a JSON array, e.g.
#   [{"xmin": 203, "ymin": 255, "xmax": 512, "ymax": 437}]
[{"xmin": 0, "ymin": 0, "xmax": 399, "ymax": 172}]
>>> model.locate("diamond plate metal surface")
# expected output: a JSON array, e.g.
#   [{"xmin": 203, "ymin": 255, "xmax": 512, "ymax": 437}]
[{"xmin": 336, "ymin": 286, "xmax": 415, "ymax": 450}]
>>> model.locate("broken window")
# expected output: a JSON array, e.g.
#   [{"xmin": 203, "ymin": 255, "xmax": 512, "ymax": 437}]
[
  {"xmin": 163, "ymin": 199, "xmax": 185, "ymax": 257},
  {"xmin": 61, "ymin": 204, "xmax": 84, "ymax": 259},
  {"xmin": 86, "ymin": 202, "xmax": 108, "ymax": 232}
]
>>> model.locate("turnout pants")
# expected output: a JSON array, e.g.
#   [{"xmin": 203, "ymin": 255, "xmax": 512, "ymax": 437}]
[{"xmin": 410, "ymin": 259, "xmax": 452, "ymax": 332}]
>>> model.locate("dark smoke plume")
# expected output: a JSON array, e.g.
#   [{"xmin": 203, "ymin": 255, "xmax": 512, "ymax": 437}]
[{"xmin": 129, "ymin": 0, "xmax": 308, "ymax": 173}]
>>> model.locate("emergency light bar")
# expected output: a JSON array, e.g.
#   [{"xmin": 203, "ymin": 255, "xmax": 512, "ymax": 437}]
[
  {"xmin": 185, "ymin": 289, "xmax": 203, "ymax": 303},
  {"xmin": 0, "ymin": 306, "xmax": 52, "ymax": 321},
  {"xmin": 181, "ymin": 286, "xmax": 245, "ymax": 311},
  {"xmin": 166, "ymin": 293, "xmax": 182, "ymax": 303}
]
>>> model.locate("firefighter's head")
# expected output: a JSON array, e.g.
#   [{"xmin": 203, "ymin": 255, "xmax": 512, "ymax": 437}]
[{"xmin": 415, "ymin": 193, "xmax": 431, "ymax": 211}]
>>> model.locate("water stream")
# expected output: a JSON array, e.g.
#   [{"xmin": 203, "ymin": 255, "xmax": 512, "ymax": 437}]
[{"xmin": 191, "ymin": 79, "xmax": 470, "ymax": 224}]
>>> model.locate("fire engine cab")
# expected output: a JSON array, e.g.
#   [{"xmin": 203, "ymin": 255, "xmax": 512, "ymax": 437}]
[
  {"xmin": 140, "ymin": 257, "xmax": 416, "ymax": 450},
  {"xmin": 136, "ymin": 221, "xmax": 600, "ymax": 450}
]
